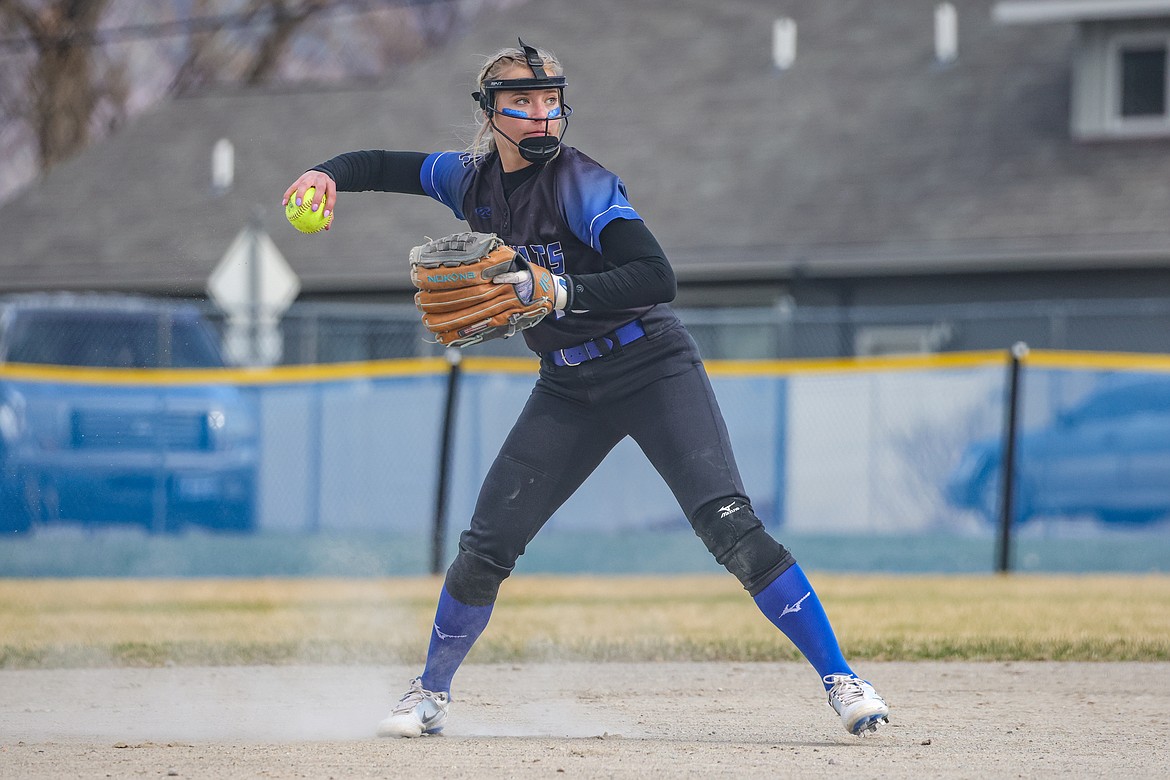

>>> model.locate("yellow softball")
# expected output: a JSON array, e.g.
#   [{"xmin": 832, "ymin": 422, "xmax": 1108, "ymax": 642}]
[{"xmin": 285, "ymin": 187, "xmax": 333, "ymax": 234}]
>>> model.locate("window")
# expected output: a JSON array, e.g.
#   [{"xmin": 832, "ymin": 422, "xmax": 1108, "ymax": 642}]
[
  {"xmin": 2, "ymin": 308, "xmax": 224, "ymax": 368},
  {"xmin": 1102, "ymin": 32, "xmax": 1170, "ymax": 136},
  {"xmin": 1060, "ymin": 22, "xmax": 1170, "ymax": 140},
  {"xmin": 993, "ymin": 7, "xmax": 1170, "ymax": 140},
  {"xmin": 1119, "ymin": 43, "xmax": 1167, "ymax": 118}
]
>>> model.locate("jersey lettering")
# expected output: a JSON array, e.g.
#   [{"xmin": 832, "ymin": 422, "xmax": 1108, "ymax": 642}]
[
  {"xmin": 507, "ymin": 243, "xmax": 564, "ymax": 274},
  {"xmin": 547, "ymin": 242, "xmax": 565, "ymax": 274}
]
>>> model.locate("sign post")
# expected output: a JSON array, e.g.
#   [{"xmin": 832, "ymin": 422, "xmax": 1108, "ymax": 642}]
[{"xmin": 207, "ymin": 208, "xmax": 301, "ymax": 365}]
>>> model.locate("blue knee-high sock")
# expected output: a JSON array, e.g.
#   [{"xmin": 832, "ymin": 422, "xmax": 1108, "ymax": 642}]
[
  {"xmin": 753, "ymin": 563, "xmax": 854, "ymax": 689},
  {"xmin": 419, "ymin": 586, "xmax": 493, "ymax": 695}
]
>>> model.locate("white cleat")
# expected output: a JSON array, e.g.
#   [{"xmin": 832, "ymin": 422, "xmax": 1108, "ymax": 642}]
[
  {"xmin": 377, "ymin": 677, "xmax": 449, "ymax": 738},
  {"xmin": 825, "ymin": 674, "xmax": 890, "ymax": 736}
]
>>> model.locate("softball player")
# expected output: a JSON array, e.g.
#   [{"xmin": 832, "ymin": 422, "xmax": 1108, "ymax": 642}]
[{"xmin": 283, "ymin": 38, "xmax": 888, "ymax": 738}]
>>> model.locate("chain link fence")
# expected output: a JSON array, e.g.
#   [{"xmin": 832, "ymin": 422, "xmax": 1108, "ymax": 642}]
[{"xmin": 200, "ymin": 297, "xmax": 1170, "ymax": 365}]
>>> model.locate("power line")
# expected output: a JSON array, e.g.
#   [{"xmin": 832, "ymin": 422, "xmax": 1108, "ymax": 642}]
[{"xmin": 0, "ymin": 0, "xmax": 453, "ymax": 52}]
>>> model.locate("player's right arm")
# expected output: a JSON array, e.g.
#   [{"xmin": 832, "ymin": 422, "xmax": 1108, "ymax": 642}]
[
  {"xmin": 282, "ymin": 150, "xmax": 473, "ymax": 224},
  {"xmin": 282, "ymin": 150, "xmax": 428, "ymax": 222}
]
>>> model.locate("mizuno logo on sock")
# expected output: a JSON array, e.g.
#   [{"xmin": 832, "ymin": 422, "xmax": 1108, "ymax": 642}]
[
  {"xmin": 780, "ymin": 591, "xmax": 811, "ymax": 618},
  {"xmin": 718, "ymin": 502, "xmax": 741, "ymax": 518},
  {"xmin": 433, "ymin": 623, "xmax": 468, "ymax": 641}
]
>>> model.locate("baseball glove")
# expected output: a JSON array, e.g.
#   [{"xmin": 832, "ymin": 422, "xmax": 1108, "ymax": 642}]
[{"xmin": 410, "ymin": 231, "xmax": 557, "ymax": 348}]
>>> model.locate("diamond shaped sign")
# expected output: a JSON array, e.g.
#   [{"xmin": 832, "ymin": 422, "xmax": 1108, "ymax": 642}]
[{"xmin": 207, "ymin": 224, "xmax": 300, "ymax": 316}]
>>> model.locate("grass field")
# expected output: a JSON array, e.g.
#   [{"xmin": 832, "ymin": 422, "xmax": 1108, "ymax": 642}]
[{"xmin": 2, "ymin": 573, "xmax": 1168, "ymax": 668}]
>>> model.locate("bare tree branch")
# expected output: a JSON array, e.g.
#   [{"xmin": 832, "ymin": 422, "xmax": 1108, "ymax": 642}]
[
  {"xmin": 1, "ymin": 0, "xmax": 116, "ymax": 170},
  {"xmin": 244, "ymin": 0, "xmax": 331, "ymax": 85},
  {"xmin": 0, "ymin": 0, "xmax": 523, "ymax": 202}
]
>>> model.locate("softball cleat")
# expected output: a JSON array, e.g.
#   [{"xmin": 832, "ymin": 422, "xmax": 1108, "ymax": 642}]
[
  {"xmin": 376, "ymin": 677, "xmax": 449, "ymax": 738},
  {"xmin": 824, "ymin": 674, "xmax": 889, "ymax": 736}
]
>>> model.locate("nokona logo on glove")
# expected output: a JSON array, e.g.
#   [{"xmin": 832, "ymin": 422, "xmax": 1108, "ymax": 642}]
[{"xmin": 425, "ymin": 270, "xmax": 480, "ymax": 284}]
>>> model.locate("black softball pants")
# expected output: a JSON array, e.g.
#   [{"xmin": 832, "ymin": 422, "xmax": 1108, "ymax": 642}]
[{"xmin": 445, "ymin": 322, "xmax": 787, "ymax": 606}]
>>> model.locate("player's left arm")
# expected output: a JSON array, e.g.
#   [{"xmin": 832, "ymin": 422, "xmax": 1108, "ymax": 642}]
[
  {"xmin": 559, "ymin": 164, "xmax": 677, "ymax": 311},
  {"xmin": 570, "ymin": 219, "xmax": 677, "ymax": 311}
]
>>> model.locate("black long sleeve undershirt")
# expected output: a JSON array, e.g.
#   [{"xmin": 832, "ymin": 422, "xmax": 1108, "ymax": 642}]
[
  {"xmin": 311, "ymin": 150, "xmax": 677, "ymax": 311},
  {"xmin": 581, "ymin": 219, "xmax": 676, "ymax": 311},
  {"xmin": 313, "ymin": 150, "xmax": 428, "ymax": 196}
]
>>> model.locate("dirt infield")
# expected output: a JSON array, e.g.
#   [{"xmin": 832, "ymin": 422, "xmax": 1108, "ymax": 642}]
[{"xmin": 2, "ymin": 661, "xmax": 1165, "ymax": 778}]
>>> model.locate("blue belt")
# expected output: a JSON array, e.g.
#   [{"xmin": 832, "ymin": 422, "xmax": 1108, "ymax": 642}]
[{"xmin": 547, "ymin": 319, "xmax": 646, "ymax": 367}]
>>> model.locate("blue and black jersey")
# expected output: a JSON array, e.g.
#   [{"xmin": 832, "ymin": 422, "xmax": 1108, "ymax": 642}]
[
  {"xmin": 422, "ymin": 147, "xmax": 667, "ymax": 352},
  {"xmin": 420, "ymin": 147, "xmax": 634, "ymax": 255},
  {"xmin": 314, "ymin": 146, "xmax": 678, "ymax": 354}
]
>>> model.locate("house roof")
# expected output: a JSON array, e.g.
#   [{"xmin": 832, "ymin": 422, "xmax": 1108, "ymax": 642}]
[
  {"xmin": 6, "ymin": 0, "xmax": 1170, "ymax": 298},
  {"xmin": 994, "ymin": 0, "xmax": 1170, "ymax": 24}
]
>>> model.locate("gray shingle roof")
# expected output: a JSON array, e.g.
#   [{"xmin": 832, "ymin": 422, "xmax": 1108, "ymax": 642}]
[{"xmin": 6, "ymin": 0, "xmax": 1170, "ymax": 297}]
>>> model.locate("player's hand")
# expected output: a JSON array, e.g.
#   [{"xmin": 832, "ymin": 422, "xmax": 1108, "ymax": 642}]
[
  {"xmin": 494, "ymin": 268, "xmax": 569, "ymax": 310},
  {"xmin": 282, "ymin": 171, "xmax": 337, "ymax": 228}
]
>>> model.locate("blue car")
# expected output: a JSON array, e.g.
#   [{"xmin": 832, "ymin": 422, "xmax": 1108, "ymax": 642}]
[
  {"xmin": 945, "ymin": 376, "xmax": 1170, "ymax": 526},
  {"xmin": 0, "ymin": 294, "xmax": 258, "ymax": 534}
]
